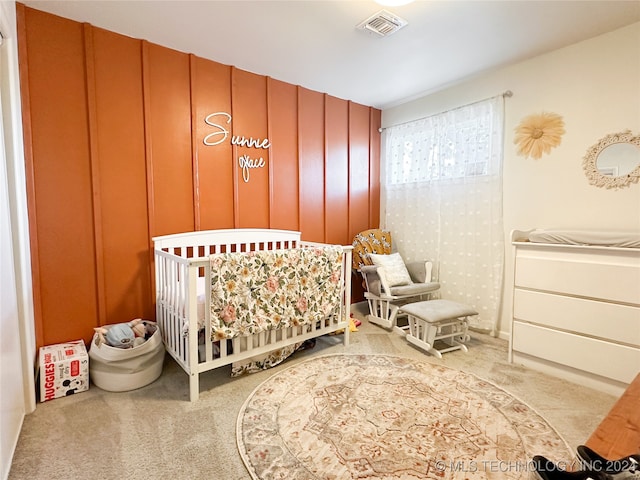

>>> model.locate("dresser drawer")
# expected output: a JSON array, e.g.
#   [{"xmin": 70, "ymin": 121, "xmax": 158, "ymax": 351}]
[
  {"xmin": 512, "ymin": 321, "xmax": 640, "ymax": 384},
  {"xmin": 514, "ymin": 289, "xmax": 640, "ymax": 347},
  {"xmin": 514, "ymin": 256, "xmax": 640, "ymax": 304}
]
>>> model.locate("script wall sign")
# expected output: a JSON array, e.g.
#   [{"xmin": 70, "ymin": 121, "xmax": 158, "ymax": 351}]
[{"xmin": 203, "ymin": 112, "xmax": 270, "ymax": 182}]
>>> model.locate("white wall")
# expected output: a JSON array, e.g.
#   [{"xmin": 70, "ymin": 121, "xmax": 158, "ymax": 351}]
[
  {"xmin": 0, "ymin": 1, "xmax": 37, "ymax": 478},
  {"xmin": 382, "ymin": 22, "xmax": 640, "ymax": 338}
]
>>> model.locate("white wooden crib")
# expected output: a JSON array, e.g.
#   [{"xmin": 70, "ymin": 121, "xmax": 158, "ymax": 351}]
[{"xmin": 153, "ymin": 228, "xmax": 352, "ymax": 401}]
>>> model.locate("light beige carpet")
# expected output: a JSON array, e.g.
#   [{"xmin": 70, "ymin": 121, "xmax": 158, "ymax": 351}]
[
  {"xmin": 237, "ymin": 354, "xmax": 573, "ymax": 480},
  {"xmin": 8, "ymin": 303, "xmax": 616, "ymax": 480}
]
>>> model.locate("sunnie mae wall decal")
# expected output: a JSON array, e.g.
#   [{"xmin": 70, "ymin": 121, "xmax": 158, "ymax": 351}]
[{"xmin": 203, "ymin": 112, "xmax": 271, "ymax": 182}]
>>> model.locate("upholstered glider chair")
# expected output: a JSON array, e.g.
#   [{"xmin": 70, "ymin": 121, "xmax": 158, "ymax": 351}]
[{"xmin": 352, "ymin": 229, "xmax": 440, "ymax": 334}]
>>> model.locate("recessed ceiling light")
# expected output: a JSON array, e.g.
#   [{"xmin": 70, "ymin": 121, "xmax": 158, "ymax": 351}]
[{"xmin": 374, "ymin": 0, "xmax": 415, "ymax": 6}]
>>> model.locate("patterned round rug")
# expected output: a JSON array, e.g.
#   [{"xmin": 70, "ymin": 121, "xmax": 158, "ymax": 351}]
[{"xmin": 237, "ymin": 354, "xmax": 573, "ymax": 479}]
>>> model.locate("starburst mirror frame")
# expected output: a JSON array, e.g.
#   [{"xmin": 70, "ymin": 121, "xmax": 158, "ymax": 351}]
[{"xmin": 582, "ymin": 130, "xmax": 640, "ymax": 189}]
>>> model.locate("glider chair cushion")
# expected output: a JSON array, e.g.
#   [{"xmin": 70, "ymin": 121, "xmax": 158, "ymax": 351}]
[
  {"xmin": 353, "ymin": 229, "xmax": 440, "ymax": 332},
  {"xmin": 388, "ymin": 279, "xmax": 440, "ymax": 297}
]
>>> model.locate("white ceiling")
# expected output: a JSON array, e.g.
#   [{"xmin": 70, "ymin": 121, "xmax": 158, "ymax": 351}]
[{"xmin": 20, "ymin": 0, "xmax": 640, "ymax": 109}]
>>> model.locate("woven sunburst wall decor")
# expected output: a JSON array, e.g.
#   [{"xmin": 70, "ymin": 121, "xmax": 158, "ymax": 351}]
[{"xmin": 514, "ymin": 112, "xmax": 565, "ymax": 159}]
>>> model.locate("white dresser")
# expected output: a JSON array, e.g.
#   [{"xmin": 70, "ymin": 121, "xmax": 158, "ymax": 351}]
[{"xmin": 510, "ymin": 229, "xmax": 640, "ymax": 396}]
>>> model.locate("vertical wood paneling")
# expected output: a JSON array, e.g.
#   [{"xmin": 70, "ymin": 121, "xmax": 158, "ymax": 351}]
[
  {"xmin": 20, "ymin": 7, "xmax": 381, "ymax": 348},
  {"xmin": 349, "ymin": 102, "xmax": 371, "ymax": 239},
  {"xmin": 22, "ymin": 8, "xmax": 98, "ymax": 345},
  {"xmin": 192, "ymin": 56, "xmax": 234, "ymax": 230},
  {"xmin": 231, "ymin": 69, "xmax": 270, "ymax": 228},
  {"xmin": 298, "ymin": 88, "xmax": 325, "ymax": 242},
  {"xmin": 370, "ymin": 108, "xmax": 382, "ymax": 228},
  {"xmin": 92, "ymin": 27, "xmax": 153, "ymax": 324},
  {"xmin": 325, "ymin": 95, "xmax": 349, "ymax": 245},
  {"xmin": 83, "ymin": 25, "xmax": 106, "ymax": 326},
  {"xmin": 141, "ymin": 42, "xmax": 156, "ymax": 274},
  {"xmin": 268, "ymin": 79, "xmax": 299, "ymax": 230},
  {"xmin": 190, "ymin": 56, "xmax": 201, "ymax": 231},
  {"xmin": 144, "ymin": 43, "xmax": 194, "ymax": 236},
  {"xmin": 16, "ymin": 3, "xmax": 44, "ymax": 347}
]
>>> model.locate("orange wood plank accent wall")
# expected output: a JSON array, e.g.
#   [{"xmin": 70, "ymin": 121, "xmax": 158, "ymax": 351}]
[
  {"xmin": 325, "ymin": 95, "xmax": 349, "ymax": 246},
  {"xmin": 268, "ymin": 79, "xmax": 299, "ymax": 231},
  {"xmin": 90, "ymin": 27, "xmax": 153, "ymax": 328},
  {"xmin": 298, "ymin": 88, "xmax": 326, "ymax": 243},
  {"xmin": 192, "ymin": 57, "xmax": 234, "ymax": 231},
  {"xmin": 17, "ymin": 4, "xmax": 381, "ymax": 347},
  {"xmin": 232, "ymin": 69, "xmax": 270, "ymax": 228}
]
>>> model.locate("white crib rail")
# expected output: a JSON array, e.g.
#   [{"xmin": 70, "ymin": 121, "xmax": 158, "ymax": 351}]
[{"xmin": 154, "ymin": 228, "xmax": 302, "ymax": 254}]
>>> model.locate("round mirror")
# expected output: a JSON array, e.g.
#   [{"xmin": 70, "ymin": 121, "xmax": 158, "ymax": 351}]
[{"xmin": 583, "ymin": 130, "xmax": 640, "ymax": 189}]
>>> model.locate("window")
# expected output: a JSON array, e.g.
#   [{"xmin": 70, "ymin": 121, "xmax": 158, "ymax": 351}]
[{"xmin": 386, "ymin": 100, "xmax": 500, "ymax": 185}]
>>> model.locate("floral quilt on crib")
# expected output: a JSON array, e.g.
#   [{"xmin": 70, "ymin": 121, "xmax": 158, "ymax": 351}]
[{"xmin": 209, "ymin": 246, "xmax": 344, "ymax": 341}]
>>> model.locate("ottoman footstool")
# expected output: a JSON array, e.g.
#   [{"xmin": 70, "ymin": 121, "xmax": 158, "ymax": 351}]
[{"xmin": 399, "ymin": 300, "xmax": 478, "ymax": 358}]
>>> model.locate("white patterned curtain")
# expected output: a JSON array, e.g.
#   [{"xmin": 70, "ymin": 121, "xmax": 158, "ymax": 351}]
[{"xmin": 382, "ymin": 96, "xmax": 504, "ymax": 334}]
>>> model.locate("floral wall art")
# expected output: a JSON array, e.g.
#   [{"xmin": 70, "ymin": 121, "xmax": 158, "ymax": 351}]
[{"xmin": 514, "ymin": 112, "xmax": 566, "ymax": 160}]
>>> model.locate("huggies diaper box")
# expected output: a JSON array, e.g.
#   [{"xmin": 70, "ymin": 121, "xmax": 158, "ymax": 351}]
[{"xmin": 38, "ymin": 340, "xmax": 89, "ymax": 402}]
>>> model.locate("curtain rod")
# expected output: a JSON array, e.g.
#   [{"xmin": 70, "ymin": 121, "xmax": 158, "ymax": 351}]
[{"xmin": 378, "ymin": 90, "xmax": 513, "ymax": 133}]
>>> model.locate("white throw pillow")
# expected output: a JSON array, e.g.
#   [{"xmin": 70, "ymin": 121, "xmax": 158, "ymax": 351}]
[
  {"xmin": 375, "ymin": 266, "xmax": 391, "ymax": 295},
  {"xmin": 369, "ymin": 253, "xmax": 412, "ymax": 286}
]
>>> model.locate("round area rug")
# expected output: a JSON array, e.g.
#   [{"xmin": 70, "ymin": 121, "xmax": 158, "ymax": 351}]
[{"xmin": 237, "ymin": 354, "xmax": 573, "ymax": 480}]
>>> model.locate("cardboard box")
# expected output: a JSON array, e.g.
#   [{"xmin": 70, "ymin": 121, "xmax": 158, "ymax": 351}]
[{"xmin": 39, "ymin": 340, "xmax": 89, "ymax": 402}]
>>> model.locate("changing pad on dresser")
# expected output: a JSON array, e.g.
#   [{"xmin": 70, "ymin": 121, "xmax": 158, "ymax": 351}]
[{"xmin": 527, "ymin": 229, "xmax": 640, "ymax": 248}]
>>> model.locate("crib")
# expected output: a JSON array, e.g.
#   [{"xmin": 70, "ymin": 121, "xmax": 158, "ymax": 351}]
[{"xmin": 153, "ymin": 228, "xmax": 353, "ymax": 401}]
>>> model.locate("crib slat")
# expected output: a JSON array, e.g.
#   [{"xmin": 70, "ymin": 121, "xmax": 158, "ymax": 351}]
[{"xmin": 219, "ymin": 340, "xmax": 229, "ymax": 358}]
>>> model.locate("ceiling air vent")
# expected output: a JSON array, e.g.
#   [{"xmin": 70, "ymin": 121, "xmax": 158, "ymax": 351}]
[{"xmin": 356, "ymin": 9, "xmax": 408, "ymax": 37}]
